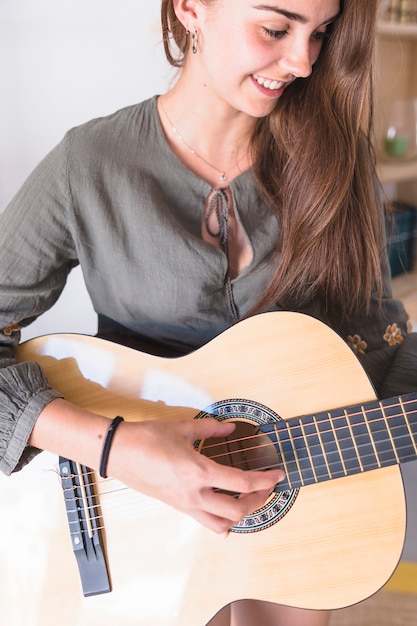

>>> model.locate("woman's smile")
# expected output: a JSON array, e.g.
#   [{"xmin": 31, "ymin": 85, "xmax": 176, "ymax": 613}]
[{"xmin": 252, "ymin": 74, "xmax": 288, "ymax": 97}]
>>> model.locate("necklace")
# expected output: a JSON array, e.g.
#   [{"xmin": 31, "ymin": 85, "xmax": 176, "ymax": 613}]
[{"xmin": 159, "ymin": 98, "xmax": 248, "ymax": 183}]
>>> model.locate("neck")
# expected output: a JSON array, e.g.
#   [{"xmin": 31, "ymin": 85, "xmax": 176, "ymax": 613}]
[
  {"xmin": 261, "ymin": 392, "xmax": 417, "ymax": 491},
  {"xmin": 158, "ymin": 84, "xmax": 255, "ymax": 186}
]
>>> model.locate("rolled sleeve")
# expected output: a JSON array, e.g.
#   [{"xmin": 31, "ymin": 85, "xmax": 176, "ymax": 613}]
[{"xmin": 0, "ymin": 358, "xmax": 63, "ymax": 474}]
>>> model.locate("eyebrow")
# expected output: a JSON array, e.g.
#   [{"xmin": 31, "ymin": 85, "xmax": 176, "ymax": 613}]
[{"xmin": 253, "ymin": 5, "xmax": 340, "ymax": 26}]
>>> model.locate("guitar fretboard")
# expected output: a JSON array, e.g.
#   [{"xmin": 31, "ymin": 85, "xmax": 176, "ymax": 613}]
[{"xmin": 263, "ymin": 392, "xmax": 417, "ymax": 491}]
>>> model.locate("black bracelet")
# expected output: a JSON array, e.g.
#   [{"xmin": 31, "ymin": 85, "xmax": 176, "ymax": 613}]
[{"xmin": 99, "ymin": 416, "xmax": 124, "ymax": 479}]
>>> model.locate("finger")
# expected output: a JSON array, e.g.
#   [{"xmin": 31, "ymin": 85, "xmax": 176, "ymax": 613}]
[
  {"xmin": 188, "ymin": 416, "xmax": 236, "ymax": 441},
  {"xmin": 207, "ymin": 459, "xmax": 285, "ymax": 494},
  {"xmin": 185, "ymin": 491, "xmax": 273, "ymax": 535},
  {"xmin": 187, "ymin": 419, "xmax": 285, "ymax": 488},
  {"xmin": 201, "ymin": 486, "xmax": 273, "ymax": 523}
]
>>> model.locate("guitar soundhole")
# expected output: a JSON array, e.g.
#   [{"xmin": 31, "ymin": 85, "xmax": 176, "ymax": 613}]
[
  {"xmin": 200, "ymin": 420, "xmax": 280, "ymax": 485},
  {"xmin": 195, "ymin": 399, "xmax": 299, "ymax": 533}
]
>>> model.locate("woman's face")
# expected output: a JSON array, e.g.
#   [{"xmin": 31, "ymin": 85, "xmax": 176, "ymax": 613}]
[{"xmin": 191, "ymin": 0, "xmax": 341, "ymax": 118}]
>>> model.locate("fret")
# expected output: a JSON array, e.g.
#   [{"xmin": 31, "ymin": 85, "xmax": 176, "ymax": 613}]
[
  {"xmin": 298, "ymin": 415, "xmax": 328, "ymax": 482},
  {"xmin": 405, "ymin": 395, "xmax": 417, "ymax": 450},
  {"xmin": 363, "ymin": 411, "xmax": 381, "ymax": 469},
  {"xmin": 387, "ymin": 395, "xmax": 417, "ymax": 463},
  {"xmin": 287, "ymin": 423, "xmax": 305, "ymax": 487},
  {"xmin": 312, "ymin": 415, "xmax": 333, "ymax": 478},
  {"xmin": 288, "ymin": 420, "xmax": 316, "ymax": 485},
  {"xmin": 266, "ymin": 420, "xmax": 316, "ymax": 489},
  {"xmin": 363, "ymin": 399, "xmax": 396, "ymax": 467},
  {"xmin": 272, "ymin": 422, "xmax": 301, "ymax": 489},
  {"xmin": 262, "ymin": 423, "xmax": 295, "ymax": 491},
  {"xmin": 299, "ymin": 419, "xmax": 318, "ymax": 483},
  {"xmin": 400, "ymin": 395, "xmax": 417, "ymax": 457},
  {"xmin": 314, "ymin": 412, "xmax": 346, "ymax": 479},
  {"xmin": 381, "ymin": 403, "xmax": 400, "ymax": 464},
  {"xmin": 345, "ymin": 410, "xmax": 364, "ymax": 472},
  {"xmin": 328, "ymin": 415, "xmax": 348, "ymax": 477},
  {"xmin": 344, "ymin": 405, "xmax": 379, "ymax": 472},
  {"xmin": 329, "ymin": 409, "xmax": 362, "ymax": 474}
]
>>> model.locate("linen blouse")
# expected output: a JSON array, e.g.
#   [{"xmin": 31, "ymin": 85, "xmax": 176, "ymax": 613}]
[{"xmin": 0, "ymin": 96, "xmax": 416, "ymax": 474}]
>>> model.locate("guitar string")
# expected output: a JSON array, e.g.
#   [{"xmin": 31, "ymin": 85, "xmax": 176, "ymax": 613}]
[
  {"xmin": 64, "ymin": 437, "xmax": 414, "ymax": 537},
  {"xmin": 63, "ymin": 396, "xmax": 417, "ymax": 482},
  {"xmin": 61, "ymin": 400, "xmax": 417, "ymax": 536},
  {"xmin": 63, "ymin": 397, "xmax": 417, "ymax": 487},
  {"xmin": 70, "ymin": 412, "xmax": 415, "ymax": 485},
  {"xmin": 64, "ymin": 439, "xmax": 416, "ymax": 539},
  {"xmin": 64, "ymin": 421, "xmax": 417, "ymax": 538},
  {"xmin": 62, "ymin": 417, "xmax": 415, "ymax": 522},
  {"xmin": 199, "ymin": 396, "xmax": 417, "ymax": 451}
]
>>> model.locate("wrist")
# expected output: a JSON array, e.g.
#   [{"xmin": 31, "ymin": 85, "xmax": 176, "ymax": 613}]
[
  {"xmin": 29, "ymin": 398, "xmax": 112, "ymax": 471},
  {"xmin": 99, "ymin": 416, "xmax": 125, "ymax": 478}
]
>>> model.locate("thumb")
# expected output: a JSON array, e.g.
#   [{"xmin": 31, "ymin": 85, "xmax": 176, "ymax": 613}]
[{"xmin": 189, "ymin": 416, "xmax": 236, "ymax": 441}]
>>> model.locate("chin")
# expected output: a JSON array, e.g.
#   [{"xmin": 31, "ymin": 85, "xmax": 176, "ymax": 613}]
[{"xmin": 242, "ymin": 100, "xmax": 279, "ymax": 119}]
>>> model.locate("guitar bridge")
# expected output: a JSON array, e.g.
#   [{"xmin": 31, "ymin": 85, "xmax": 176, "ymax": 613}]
[{"xmin": 59, "ymin": 457, "xmax": 111, "ymax": 597}]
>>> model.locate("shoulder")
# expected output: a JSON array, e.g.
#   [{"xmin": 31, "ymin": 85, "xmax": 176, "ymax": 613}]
[{"xmin": 65, "ymin": 96, "xmax": 160, "ymax": 162}]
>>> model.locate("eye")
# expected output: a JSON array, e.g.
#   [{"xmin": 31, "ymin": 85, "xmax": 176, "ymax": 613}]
[
  {"xmin": 262, "ymin": 27, "xmax": 287, "ymax": 41},
  {"xmin": 312, "ymin": 30, "xmax": 330, "ymax": 41},
  {"xmin": 312, "ymin": 23, "xmax": 334, "ymax": 41}
]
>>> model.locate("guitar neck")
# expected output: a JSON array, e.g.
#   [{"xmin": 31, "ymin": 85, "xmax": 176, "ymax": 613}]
[{"xmin": 265, "ymin": 392, "xmax": 417, "ymax": 491}]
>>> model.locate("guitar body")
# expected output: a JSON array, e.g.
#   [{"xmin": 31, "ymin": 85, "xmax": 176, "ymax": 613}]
[{"xmin": 1, "ymin": 312, "xmax": 406, "ymax": 625}]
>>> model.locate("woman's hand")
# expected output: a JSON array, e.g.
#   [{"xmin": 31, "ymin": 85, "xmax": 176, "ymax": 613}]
[
  {"xmin": 107, "ymin": 417, "xmax": 285, "ymax": 534},
  {"xmin": 30, "ymin": 399, "xmax": 285, "ymax": 535}
]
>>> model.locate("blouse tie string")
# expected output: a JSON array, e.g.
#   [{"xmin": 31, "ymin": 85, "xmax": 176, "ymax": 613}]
[{"xmin": 205, "ymin": 188, "xmax": 239, "ymax": 323}]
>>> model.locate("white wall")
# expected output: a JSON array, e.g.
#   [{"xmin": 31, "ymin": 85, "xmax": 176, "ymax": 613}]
[{"xmin": 0, "ymin": 0, "xmax": 173, "ymax": 339}]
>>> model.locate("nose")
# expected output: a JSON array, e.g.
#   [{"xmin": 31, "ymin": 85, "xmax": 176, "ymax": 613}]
[{"xmin": 278, "ymin": 39, "xmax": 314, "ymax": 79}]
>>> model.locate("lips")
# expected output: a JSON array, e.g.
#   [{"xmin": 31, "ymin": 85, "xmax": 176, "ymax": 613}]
[{"xmin": 253, "ymin": 74, "xmax": 285, "ymax": 91}]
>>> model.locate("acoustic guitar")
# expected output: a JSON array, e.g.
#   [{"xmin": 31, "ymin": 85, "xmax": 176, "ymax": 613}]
[{"xmin": 1, "ymin": 311, "xmax": 416, "ymax": 626}]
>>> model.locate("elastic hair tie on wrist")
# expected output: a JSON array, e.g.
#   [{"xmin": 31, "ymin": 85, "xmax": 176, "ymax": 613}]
[{"xmin": 99, "ymin": 416, "xmax": 124, "ymax": 479}]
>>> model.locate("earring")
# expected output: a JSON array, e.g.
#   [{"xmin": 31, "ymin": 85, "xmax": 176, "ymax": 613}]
[{"xmin": 192, "ymin": 28, "xmax": 198, "ymax": 54}]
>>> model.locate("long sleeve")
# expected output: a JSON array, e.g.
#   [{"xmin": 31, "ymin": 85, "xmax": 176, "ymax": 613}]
[
  {"xmin": 0, "ymin": 327, "xmax": 63, "ymax": 474},
  {"xmin": 0, "ymin": 137, "xmax": 77, "ymax": 474}
]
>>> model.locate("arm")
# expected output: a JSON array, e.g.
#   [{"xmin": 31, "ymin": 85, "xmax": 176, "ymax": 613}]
[
  {"xmin": 0, "ymin": 136, "xmax": 77, "ymax": 474},
  {"xmin": 0, "ymin": 326, "xmax": 64, "ymax": 473},
  {"xmin": 29, "ymin": 398, "xmax": 283, "ymax": 534}
]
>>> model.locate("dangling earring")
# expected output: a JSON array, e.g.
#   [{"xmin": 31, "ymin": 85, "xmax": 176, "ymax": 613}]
[{"xmin": 192, "ymin": 28, "xmax": 198, "ymax": 55}]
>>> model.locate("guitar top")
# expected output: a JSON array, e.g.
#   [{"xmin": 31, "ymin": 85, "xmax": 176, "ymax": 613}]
[{"xmin": 0, "ymin": 311, "xmax": 409, "ymax": 626}]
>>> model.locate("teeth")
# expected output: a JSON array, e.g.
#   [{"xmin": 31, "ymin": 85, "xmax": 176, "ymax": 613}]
[{"xmin": 254, "ymin": 75, "xmax": 284, "ymax": 90}]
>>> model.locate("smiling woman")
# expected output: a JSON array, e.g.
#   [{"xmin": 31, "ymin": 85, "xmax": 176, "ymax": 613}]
[
  {"xmin": 1, "ymin": 1, "xmax": 416, "ymax": 626},
  {"xmin": 161, "ymin": 0, "xmax": 380, "ymax": 317}
]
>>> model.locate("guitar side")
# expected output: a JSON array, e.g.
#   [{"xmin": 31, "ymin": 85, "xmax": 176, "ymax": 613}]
[{"xmin": 1, "ymin": 311, "xmax": 406, "ymax": 626}]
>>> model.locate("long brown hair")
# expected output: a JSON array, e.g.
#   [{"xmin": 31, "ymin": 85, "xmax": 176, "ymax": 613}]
[{"xmin": 161, "ymin": 0, "xmax": 383, "ymax": 322}]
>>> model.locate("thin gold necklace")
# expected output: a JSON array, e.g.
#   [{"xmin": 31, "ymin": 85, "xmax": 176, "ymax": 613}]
[{"xmin": 159, "ymin": 98, "xmax": 247, "ymax": 183}]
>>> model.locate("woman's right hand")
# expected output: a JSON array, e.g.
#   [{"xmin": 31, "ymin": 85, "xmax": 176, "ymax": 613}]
[
  {"xmin": 107, "ymin": 417, "xmax": 285, "ymax": 534},
  {"xmin": 30, "ymin": 398, "xmax": 285, "ymax": 535}
]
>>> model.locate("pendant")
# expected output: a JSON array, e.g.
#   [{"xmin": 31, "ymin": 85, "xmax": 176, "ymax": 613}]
[{"xmin": 220, "ymin": 173, "xmax": 227, "ymax": 182}]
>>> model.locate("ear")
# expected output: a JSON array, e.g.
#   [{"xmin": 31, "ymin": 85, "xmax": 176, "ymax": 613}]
[{"xmin": 172, "ymin": 0, "xmax": 199, "ymax": 30}]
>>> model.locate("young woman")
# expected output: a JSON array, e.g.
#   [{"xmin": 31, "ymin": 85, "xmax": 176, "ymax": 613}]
[{"xmin": 0, "ymin": 1, "xmax": 416, "ymax": 624}]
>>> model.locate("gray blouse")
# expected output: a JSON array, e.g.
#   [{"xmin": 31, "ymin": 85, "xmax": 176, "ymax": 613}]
[{"xmin": 0, "ymin": 96, "xmax": 416, "ymax": 474}]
